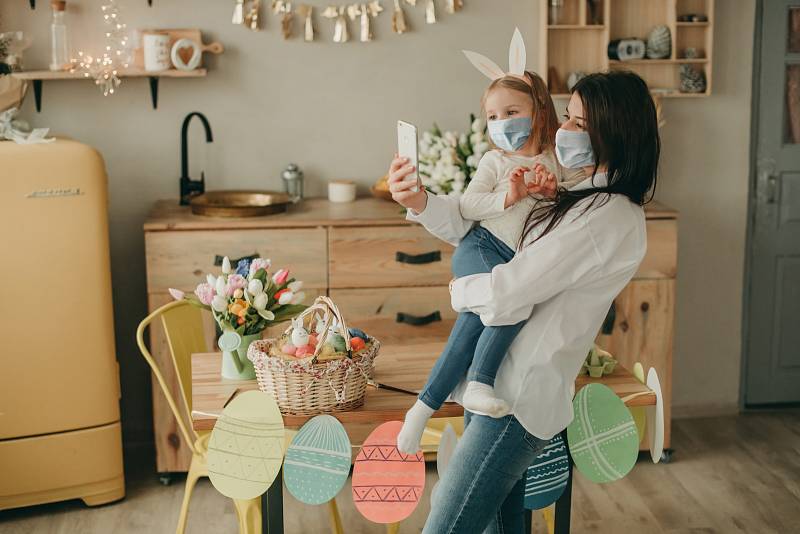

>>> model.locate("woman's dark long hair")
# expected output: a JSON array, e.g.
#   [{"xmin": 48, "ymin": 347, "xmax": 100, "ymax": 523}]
[{"xmin": 517, "ymin": 70, "xmax": 660, "ymax": 249}]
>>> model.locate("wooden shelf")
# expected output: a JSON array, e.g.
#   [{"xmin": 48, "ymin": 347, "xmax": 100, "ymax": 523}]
[
  {"xmin": 609, "ymin": 58, "xmax": 708, "ymax": 64},
  {"xmin": 539, "ymin": 0, "xmax": 714, "ymax": 97},
  {"xmin": 547, "ymin": 25, "xmax": 607, "ymax": 30},
  {"xmin": 11, "ymin": 68, "xmax": 207, "ymax": 112}
]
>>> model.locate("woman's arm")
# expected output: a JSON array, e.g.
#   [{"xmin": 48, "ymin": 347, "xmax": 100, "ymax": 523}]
[
  {"xmin": 406, "ymin": 192, "xmax": 475, "ymax": 247},
  {"xmin": 450, "ymin": 212, "xmax": 626, "ymax": 326}
]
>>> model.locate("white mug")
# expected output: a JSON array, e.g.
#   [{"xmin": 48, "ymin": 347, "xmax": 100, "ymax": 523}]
[
  {"xmin": 143, "ymin": 33, "xmax": 171, "ymax": 72},
  {"xmin": 328, "ymin": 180, "xmax": 357, "ymax": 203},
  {"xmin": 171, "ymin": 38, "xmax": 202, "ymax": 71}
]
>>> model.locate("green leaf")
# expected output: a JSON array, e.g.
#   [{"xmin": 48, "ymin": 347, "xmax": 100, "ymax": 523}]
[{"xmin": 271, "ymin": 304, "xmax": 307, "ymax": 323}]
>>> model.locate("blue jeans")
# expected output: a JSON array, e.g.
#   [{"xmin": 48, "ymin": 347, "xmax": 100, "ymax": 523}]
[
  {"xmin": 419, "ymin": 225, "xmax": 525, "ymax": 410},
  {"xmin": 422, "ymin": 411, "xmax": 550, "ymax": 534}
]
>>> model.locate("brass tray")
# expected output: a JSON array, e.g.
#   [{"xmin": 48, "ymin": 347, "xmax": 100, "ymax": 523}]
[{"xmin": 190, "ymin": 190, "xmax": 291, "ymax": 217}]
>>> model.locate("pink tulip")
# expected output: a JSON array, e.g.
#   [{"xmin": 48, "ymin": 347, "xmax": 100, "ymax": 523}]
[
  {"xmin": 169, "ymin": 288, "xmax": 185, "ymax": 301},
  {"xmin": 193, "ymin": 283, "xmax": 215, "ymax": 305},
  {"xmin": 272, "ymin": 269, "xmax": 290, "ymax": 286}
]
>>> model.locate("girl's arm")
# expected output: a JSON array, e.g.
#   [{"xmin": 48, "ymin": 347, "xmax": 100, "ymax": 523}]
[
  {"xmin": 457, "ymin": 152, "xmax": 508, "ymax": 221},
  {"xmin": 450, "ymin": 208, "xmax": 642, "ymax": 326}
]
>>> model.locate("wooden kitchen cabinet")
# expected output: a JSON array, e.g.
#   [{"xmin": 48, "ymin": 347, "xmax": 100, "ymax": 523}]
[{"xmin": 143, "ymin": 197, "xmax": 677, "ymax": 473}]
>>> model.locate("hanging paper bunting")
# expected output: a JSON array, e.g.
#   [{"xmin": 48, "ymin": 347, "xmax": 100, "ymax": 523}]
[
  {"xmin": 284, "ymin": 415, "xmax": 351, "ymax": 505},
  {"xmin": 207, "ymin": 390, "xmax": 285, "ymax": 500},
  {"xmin": 352, "ymin": 421, "xmax": 425, "ymax": 524},
  {"xmin": 245, "ymin": 0, "xmax": 262, "ymax": 30},
  {"xmin": 646, "ymin": 367, "xmax": 665, "ymax": 464},
  {"xmin": 392, "ymin": 0, "xmax": 408, "ymax": 33},
  {"xmin": 297, "ymin": 4, "xmax": 315, "ymax": 41},
  {"xmin": 567, "ymin": 383, "xmax": 639, "ymax": 484},
  {"xmin": 425, "ymin": 0, "xmax": 436, "ymax": 23},
  {"xmin": 273, "ymin": 0, "xmax": 295, "ymax": 38},
  {"xmin": 347, "ymin": 1, "xmax": 384, "ymax": 42},
  {"xmin": 430, "ymin": 422, "xmax": 458, "ymax": 504},
  {"xmin": 323, "ymin": 5, "xmax": 350, "ymax": 42},
  {"xmin": 446, "ymin": 0, "xmax": 462, "ymax": 13},
  {"xmin": 524, "ymin": 433, "xmax": 569, "ymax": 510}
]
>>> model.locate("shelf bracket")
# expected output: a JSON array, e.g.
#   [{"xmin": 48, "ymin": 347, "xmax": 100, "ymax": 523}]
[
  {"xmin": 29, "ymin": 0, "xmax": 35, "ymax": 9},
  {"xmin": 33, "ymin": 79, "xmax": 43, "ymax": 113},
  {"xmin": 147, "ymin": 0, "xmax": 152, "ymax": 5},
  {"xmin": 148, "ymin": 76, "xmax": 159, "ymax": 109}
]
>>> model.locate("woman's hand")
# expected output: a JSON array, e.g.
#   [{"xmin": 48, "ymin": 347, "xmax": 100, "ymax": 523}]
[
  {"xmin": 388, "ymin": 154, "xmax": 428, "ymax": 215},
  {"xmin": 529, "ymin": 164, "xmax": 558, "ymax": 198},
  {"xmin": 505, "ymin": 166, "xmax": 532, "ymax": 208}
]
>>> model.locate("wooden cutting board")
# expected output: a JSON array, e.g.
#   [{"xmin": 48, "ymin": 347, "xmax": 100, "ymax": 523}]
[{"xmin": 132, "ymin": 28, "xmax": 223, "ymax": 70}]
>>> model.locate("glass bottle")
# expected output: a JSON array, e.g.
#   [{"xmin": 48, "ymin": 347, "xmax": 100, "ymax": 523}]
[
  {"xmin": 49, "ymin": 0, "xmax": 70, "ymax": 71},
  {"xmin": 281, "ymin": 163, "xmax": 304, "ymax": 204}
]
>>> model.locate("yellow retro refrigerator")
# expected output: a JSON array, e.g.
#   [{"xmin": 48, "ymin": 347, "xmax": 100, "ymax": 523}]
[{"xmin": 0, "ymin": 138, "xmax": 125, "ymax": 509}]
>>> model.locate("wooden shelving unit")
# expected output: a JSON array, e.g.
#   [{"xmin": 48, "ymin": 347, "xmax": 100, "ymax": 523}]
[
  {"xmin": 539, "ymin": 0, "xmax": 715, "ymax": 98},
  {"xmin": 11, "ymin": 68, "xmax": 207, "ymax": 112}
]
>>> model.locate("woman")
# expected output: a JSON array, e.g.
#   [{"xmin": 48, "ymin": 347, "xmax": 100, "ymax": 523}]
[{"xmin": 387, "ymin": 71, "xmax": 659, "ymax": 533}]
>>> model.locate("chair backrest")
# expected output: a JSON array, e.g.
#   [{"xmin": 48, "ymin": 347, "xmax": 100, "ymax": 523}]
[
  {"xmin": 136, "ymin": 300, "xmax": 208, "ymax": 454},
  {"xmin": 160, "ymin": 302, "xmax": 208, "ymax": 415}
]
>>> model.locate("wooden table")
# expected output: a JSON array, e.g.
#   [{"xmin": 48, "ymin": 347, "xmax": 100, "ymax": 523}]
[{"xmin": 191, "ymin": 342, "xmax": 655, "ymax": 534}]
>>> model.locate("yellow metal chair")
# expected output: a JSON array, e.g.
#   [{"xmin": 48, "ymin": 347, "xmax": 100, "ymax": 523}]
[{"xmin": 137, "ymin": 300, "xmax": 262, "ymax": 534}]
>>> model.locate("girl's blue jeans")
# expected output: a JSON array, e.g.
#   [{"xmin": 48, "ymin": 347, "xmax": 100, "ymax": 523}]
[
  {"xmin": 422, "ymin": 410, "xmax": 550, "ymax": 533},
  {"xmin": 419, "ymin": 225, "xmax": 525, "ymax": 410}
]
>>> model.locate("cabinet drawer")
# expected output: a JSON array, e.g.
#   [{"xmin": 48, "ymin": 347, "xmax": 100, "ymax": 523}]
[
  {"xmin": 330, "ymin": 287, "xmax": 455, "ymax": 343},
  {"xmin": 329, "ymin": 226, "xmax": 454, "ymax": 288},
  {"xmin": 638, "ymin": 220, "xmax": 677, "ymax": 279},
  {"xmin": 145, "ymin": 228, "xmax": 327, "ymax": 292}
]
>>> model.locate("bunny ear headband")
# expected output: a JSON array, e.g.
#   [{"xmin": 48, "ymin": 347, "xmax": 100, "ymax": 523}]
[{"xmin": 462, "ymin": 27, "xmax": 530, "ymax": 85}]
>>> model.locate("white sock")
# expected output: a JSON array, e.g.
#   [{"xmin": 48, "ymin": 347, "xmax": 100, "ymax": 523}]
[
  {"xmin": 397, "ymin": 400, "xmax": 435, "ymax": 454},
  {"xmin": 462, "ymin": 381, "xmax": 510, "ymax": 418}
]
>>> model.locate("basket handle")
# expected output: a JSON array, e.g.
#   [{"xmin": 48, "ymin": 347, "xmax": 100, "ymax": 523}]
[{"xmin": 308, "ymin": 296, "xmax": 352, "ymax": 363}]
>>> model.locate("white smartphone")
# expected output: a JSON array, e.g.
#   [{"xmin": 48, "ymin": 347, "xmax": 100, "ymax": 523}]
[{"xmin": 397, "ymin": 120, "xmax": 420, "ymax": 193}]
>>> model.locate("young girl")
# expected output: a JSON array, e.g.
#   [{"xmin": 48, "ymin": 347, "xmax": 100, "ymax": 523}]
[{"xmin": 397, "ymin": 70, "xmax": 585, "ymax": 454}]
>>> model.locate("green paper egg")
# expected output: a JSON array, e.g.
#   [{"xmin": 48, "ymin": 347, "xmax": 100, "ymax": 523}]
[
  {"xmin": 284, "ymin": 415, "xmax": 351, "ymax": 505},
  {"xmin": 567, "ymin": 383, "xmax": 638, "ymax": 484}
]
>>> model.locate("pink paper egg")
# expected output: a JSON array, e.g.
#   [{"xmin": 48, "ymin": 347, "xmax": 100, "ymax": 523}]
[
  {"xmin": 308, "ymin": 334, "xmax": 318, "ymax": 346},
  {"xmin": 295, "ymin": 344, "xmax": 314, "ymax": 357},
  {"xmin": 281, "ymin": 343, "xmax": 297, "ymax": 355},
  {"xmin": 351, "ymin": 421, "xmax": 425, "ymax": 524}
]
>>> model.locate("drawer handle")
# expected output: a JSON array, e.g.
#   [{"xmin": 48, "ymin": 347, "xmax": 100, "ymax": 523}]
[
  {"xmin": 396, "ymin": 311, "xmax": 442, "ymax": 326},
  {"xmin": 395, "ymin": 250, "xmax": 441, "ymax": 265},
  {"xmin": 214, "ymin": 252, "xmax": 260, "ymax": 267},
  {"xmin": 601, "ymin": 301, "xmax": 616, "ymax": 335}
]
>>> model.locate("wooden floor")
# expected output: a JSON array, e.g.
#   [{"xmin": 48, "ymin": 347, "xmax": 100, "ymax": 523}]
[{"xmin": 1, "ymin": 410, "xmax": 798, "ymax": 534}]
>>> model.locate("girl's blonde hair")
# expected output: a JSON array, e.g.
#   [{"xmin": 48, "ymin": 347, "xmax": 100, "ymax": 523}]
[{"xmin": 480, "ymin": 70, "xmax": 559, "ymax": 152}]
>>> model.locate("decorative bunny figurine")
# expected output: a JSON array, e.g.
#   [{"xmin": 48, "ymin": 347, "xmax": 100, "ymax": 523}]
[
  {"xmin": 462, "ymin": 27, "xmax": 528, "ymax": 84},
  {"xmin": 291, "ymin": 316, "xmax": 310, "ymax": 347}
]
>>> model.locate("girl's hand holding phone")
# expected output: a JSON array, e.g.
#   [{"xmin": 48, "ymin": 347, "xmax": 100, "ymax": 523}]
[{"xmin": 388, "ymin": 154, "xmax": 428, "ymax": 214}]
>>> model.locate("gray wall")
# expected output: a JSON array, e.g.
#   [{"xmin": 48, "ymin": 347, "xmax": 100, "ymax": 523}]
[{"xmin": 0, "ymin": 0, "xmax": 754, "ymax": 448}]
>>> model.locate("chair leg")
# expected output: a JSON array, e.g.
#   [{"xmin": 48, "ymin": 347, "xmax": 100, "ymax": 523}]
[
  {"xmin": 176, "ymin": 463, "xmax": 202, "ymax": 534},
  {"xmin": 542, "ymin": 505, "xmax": 555, "ymax": 534},
  {"xmin": 326, "ymin": 498, "xmax": 344, "ymax": 534},
  {"xmin": 386, "ymin": 522, "xmax": 400, "ymax": 534},
  {"xmin": 233, "ymin": 497, "xmax": 262, "ymax": 534}
]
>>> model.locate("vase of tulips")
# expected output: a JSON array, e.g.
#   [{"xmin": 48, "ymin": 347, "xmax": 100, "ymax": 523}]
[{"xmin": 170, "ymin": 256, "xmax": 307, "ymax": 380}]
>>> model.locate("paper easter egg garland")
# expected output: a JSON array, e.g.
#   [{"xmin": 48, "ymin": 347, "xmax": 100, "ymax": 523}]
[
  {"xmin": 567, "ymin": 383, "xmax": 639, "ymax": 484},
  {"xmin": 284, "ymin": 415, "xmax": 352, "ymax": 505},
  {"xmin": 352, "ymin": 421, "xmax": 425, "ymax": 524},
  {"xmin": 646, "ymin": 367, "xmax": 665, "ymax": 464},
  {"xmin": 207, "ymin": 390, "xmax": 285, "ymax": 500},
  {"xmin": 524, "ymin": 433, "xmax": 570, "ymax": 510}
]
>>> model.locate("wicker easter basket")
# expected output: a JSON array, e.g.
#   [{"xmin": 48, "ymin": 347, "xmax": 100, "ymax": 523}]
[{"xmin": 247, "ymin": 296, "xmax": 380, "ymax": 415}]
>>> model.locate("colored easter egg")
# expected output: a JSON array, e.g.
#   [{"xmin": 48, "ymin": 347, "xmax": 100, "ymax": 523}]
[
  {"xmin": 308, "ymin": 333, "xmax": 318, "ymax": 346},
  {"xmin": 207, "ymin": 390, "xmax": 285, "ymax": 499},
  {"xmin": 330, "ymin": 334, "xmax": 347, "ymax": 353},
  {"xmin": 295, "ymin": 344, "xmax": 314, "ymax": 357},
  {"xmin": 281, "ymin": 343, "xmax": 297, "ymax": 355},
  {"xmin": 284, "ymin": 415, "xmax": 352, "ymax": 505},
  {"xmin": 352, "ymin": 421, "xmax": 425, "ymax": 524},
  {"xmin": 350, "ymin": 337, "xmax": 366, "ymax": 351},
  {"xmin": 348, "ymin": 327, "xmax": 368, "ymax": 340},
  {"xmin": 567, "ymin": 383, "xmax": 638, "ymax": 484},
  {"xmin": 524, "ymin": 433, "xmax": 569, "ymax": 510}
]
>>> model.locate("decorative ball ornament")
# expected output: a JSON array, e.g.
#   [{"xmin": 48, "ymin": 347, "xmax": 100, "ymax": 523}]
[
  {"xmin": 679, "ymin": 64, "xmax": 707, "ymax": 93},
  {"xmin": 646, "ymin": 24, "xmax": 671, "ymax": 59}
]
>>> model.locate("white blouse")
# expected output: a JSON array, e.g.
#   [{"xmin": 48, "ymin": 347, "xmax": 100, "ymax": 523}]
[{"xmin": 406, "ymin": 173, "xmax": 647, "ymax": 439}]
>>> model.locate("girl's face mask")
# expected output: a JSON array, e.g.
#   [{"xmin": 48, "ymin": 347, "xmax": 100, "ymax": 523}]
[
  {"xmin": 555, "ymin": 127, "xmax": 595, "ymax": 168},
  {"xmin": 488, "ymin": 117, "xmax": 532, "ymax": 152}
]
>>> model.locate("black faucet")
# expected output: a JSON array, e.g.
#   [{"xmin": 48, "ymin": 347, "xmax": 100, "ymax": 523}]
[{"xmin": 180, "ymin": 112, "xmax": 213, "ymax": 205}]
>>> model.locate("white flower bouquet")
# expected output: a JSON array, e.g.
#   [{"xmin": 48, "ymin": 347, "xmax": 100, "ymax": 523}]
[{"xmin": 418, "ymin": 113, "xmax": 489, "ymax": 195}]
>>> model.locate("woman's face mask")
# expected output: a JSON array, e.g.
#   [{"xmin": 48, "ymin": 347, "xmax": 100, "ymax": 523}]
[
  {"xmin": 488, "ymin": 117, "xmax": 532, "ymax": 152},
  {"xmin": 555, "ymin": 128, "xmax": 595, "ymax": 168}
]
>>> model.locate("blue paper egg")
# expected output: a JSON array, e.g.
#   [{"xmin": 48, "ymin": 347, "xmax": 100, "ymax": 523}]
[
  {"xmin": 284, "ymin": 415, "xmax": 352, "ymax": 505},
  {"xmin": 524, "ymin": 433, "xmax": 569, "ymax": 510}
]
